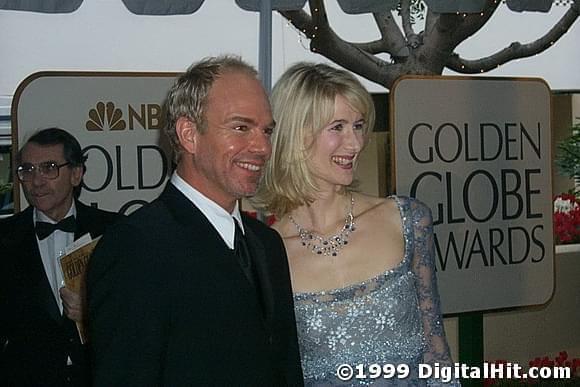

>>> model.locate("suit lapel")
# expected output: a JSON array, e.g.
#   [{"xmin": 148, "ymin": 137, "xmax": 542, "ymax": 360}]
[
  {"xmin": 17, "ymin": 209, "xmax": 62, "ymax": 322},
  {"xmin": 74, "ymin": 201, "xmax": 94, "ymax": 240},
  {"xmin": 244, "ymin": 225, "xmax": 275, "ymax": 325},
  {"xmin": 161, "ymin": 184, "xmax": 218, "ymax": 235},
  {"xmin": 161, "ymin": 183, "xmax": 275, "ymax": 325}
]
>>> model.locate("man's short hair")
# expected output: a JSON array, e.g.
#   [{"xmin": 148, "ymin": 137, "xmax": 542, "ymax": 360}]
[
  {"xmin": 17, "ymin": 127, "xmax": 87, "ymax": 198},
  {"xmin": 164, "ymin": 55, "xmax": 259, "ymax": 163},
  {"xmin": 17, "ymin": 127, "xmax": 87, "ymax": 169}
]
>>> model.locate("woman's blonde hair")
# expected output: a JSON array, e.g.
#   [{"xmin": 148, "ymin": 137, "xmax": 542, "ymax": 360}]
[{"xmin": 252, "ymin": 62, "xmax": 375, "ymax": 217}]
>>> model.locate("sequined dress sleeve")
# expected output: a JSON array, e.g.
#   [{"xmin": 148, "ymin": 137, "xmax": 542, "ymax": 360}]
[{"xmin": 292, "ymin": 196, "xmax": 459, "ymax": 386}]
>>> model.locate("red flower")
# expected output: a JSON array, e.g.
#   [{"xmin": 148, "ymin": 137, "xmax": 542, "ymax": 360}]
[
  {"xmin": 483, "ymin": 378, "xmax": 495, "ymax": 387},
  {"xmin": 553, "ymin": 194, "xmax": 580, "ymax": 244},
  {"xmin": 555, "ymin": 351, "xmax": 568, "ymax": 365},
  {"xmin": 489, "ymin": 352, "xmax": 580, "ymax": 385}
]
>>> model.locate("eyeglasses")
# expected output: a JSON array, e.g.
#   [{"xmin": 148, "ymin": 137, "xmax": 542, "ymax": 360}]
[{"xmin": 17, "ymin": 161, "xmax": 71, "ymax": 182}]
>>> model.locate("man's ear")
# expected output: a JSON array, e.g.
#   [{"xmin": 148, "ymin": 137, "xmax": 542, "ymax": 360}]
[
  {"xmin": 175, "ymin": 117, "xmax": 197, "ymax": 155},
  {"xmin": 70, "ymin": 165, "xmax": 83, "ymax": 187}
]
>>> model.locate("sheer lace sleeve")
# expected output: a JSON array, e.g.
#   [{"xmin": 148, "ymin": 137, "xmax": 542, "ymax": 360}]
[{"xmin": 409, "ymin": 198, "xmax": 460, "ymax": 385}]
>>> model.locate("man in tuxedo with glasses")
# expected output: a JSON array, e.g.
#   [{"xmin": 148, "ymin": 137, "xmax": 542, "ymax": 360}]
[{"xmin": 0, "ymin": 127, "xmax": 120, "ymax": 386}]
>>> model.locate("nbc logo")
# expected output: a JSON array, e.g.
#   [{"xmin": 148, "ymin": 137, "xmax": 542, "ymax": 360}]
[
  {"xmin": 86, "ymin": 102, "xmax": 126, "ymax": 131},
  {"xmin": 86, "ymin": 101, "xmax": 164, "ymax": 131}
]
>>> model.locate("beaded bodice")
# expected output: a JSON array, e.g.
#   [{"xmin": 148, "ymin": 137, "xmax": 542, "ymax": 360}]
[{"xmin": 293, "ymin": 196, "xmax": 458, "ymax": 386}]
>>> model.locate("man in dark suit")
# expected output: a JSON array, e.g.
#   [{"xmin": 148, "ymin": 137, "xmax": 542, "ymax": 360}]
[
  {"xmin": 0, "ymin": 127, "xmax": 120, "ymax": 386},
  {"xmin": 87, "ymin": 56, "xmax": 303, "ymax": 386}
]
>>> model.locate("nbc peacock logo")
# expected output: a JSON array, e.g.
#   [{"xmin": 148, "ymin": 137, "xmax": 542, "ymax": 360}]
[{"xmin": 86, "ymin": 101, "xmax": 127, "ymax": 131}]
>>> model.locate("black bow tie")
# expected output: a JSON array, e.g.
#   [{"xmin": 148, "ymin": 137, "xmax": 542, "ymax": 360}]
[{"xmin": 35, "ymin": 216, "xmax": 76, "ymax": 240}]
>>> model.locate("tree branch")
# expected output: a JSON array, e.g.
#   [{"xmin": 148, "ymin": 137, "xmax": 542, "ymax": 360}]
[
  {"xmin": 423, "ymin": 0, "xmax": 500, "ymax": 56},
  {"xmin": 372, "ymin": 12, "xmax": 409, "ymax": 57},
  {"xmin": 424, "ymin": 6, "xmax": 438, "ymax": 34},
  {"xmin": 279, "ymin": 9, "xmax": 316, "ymax": 37},
  {"xmin": 278, "ymin": 0, "xmax": 579, "ymax": 89},
  {"xmin": 448, "ymin": 2, "xmax": 580, "ymax": 73},
  {"xmin": 450, "ymin": 0, "xmax": 502, "ymax": 43},
  {"xmin": 351, "ymin": 40, "xmax": 390, "ymax": 55},
  {"xmin": 280, "ymin": 1, "xmax": 398, "ymax": 85},
  {"xmin": 312, "ymin": 30, "xmax": 402, "ymax": 87},
  {"xmin": 400, "ymin": 0, "xmax": 420, "ymax": 48},
  {"xmin": 309, "ymin": 0, "xmax": 327, "ymax": 28}
]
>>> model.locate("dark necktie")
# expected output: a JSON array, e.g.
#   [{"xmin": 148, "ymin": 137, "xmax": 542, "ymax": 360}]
[
  {"xmin": 35, "ymin": 216, "xmax": 76, "ymax": 240},
  {"xmin": 234, "ymin": 220, "xmax": 255, "ymax": 287}
]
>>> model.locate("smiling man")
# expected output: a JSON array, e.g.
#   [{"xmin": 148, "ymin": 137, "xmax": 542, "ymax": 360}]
[
  {"xmin": 87, "ymin": 56, "xmax": 303, "ymax": 386},
  {"xmin": 0, "ymin": 127, "xmax": 120, "ymax": 386}
]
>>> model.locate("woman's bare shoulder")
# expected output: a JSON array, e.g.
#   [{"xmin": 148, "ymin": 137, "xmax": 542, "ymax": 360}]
[{"xmin": 353, "ymin": 192, "xmax": 399, "ymax": 220}]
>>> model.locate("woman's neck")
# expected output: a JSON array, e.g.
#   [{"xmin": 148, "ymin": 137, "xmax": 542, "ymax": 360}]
[{"xmin": 290, "ymin": 189, "xmax": 353, "ymax": 235}]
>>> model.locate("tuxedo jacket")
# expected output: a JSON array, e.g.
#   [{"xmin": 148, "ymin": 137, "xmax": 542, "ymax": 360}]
[
  {"xmin": 87, "ymin": 183, "xmax": 303, "ymax": 386},
  {"xmin": 0, "ymin": 201, "xmax": 120, "ymax": 387}
]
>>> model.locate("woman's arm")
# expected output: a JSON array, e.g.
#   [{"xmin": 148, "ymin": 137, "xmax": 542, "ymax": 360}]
[{"xmin": 409, "ymin": 198, "xmax": 461, "ymax": 385}]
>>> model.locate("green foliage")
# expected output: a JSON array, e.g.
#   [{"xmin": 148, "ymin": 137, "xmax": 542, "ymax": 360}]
[
  {"xmin": 555, "ymin": 123, "xmax": 580, "ymax": 180},
  {"xmin": 0, "ymin": 182, "xmax": 12, "ymax": 194}
]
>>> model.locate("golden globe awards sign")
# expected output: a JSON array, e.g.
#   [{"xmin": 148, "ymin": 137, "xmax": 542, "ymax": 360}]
[
  {"xmin": 13, "ymin": 72, "xmax": 177, "ymax": 214},
  {"xmin": 391, "ymin": 76, "xmax": 553, "ymax": 314}
]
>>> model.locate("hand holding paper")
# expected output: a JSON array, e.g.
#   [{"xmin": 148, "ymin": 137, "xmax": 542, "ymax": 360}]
[
  {"xmin": 59, "ymin": 233, "xmax": 101, "ymax": 343},
  {"xmin": 60, "ymin": 286, "xmax": 83, "ymax": 323}
]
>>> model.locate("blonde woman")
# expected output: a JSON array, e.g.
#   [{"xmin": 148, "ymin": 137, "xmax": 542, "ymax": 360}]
[{"xmin": 253, "ymin": 63, "xmax": 458, "ymax": 386}]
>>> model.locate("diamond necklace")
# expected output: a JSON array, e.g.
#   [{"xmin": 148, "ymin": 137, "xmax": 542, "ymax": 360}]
[{"xmin": 288, "ymin": 193, "xmax": 355, "ymax": 257}]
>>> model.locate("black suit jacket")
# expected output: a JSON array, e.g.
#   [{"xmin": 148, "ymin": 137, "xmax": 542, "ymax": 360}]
[
  {"xmin": 87, "ymin": 183, "xmax": 303, "ymax": 386},
  {"xmin": 0, "ymin": 201, "xmax": 120, "ymax": 387}
]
